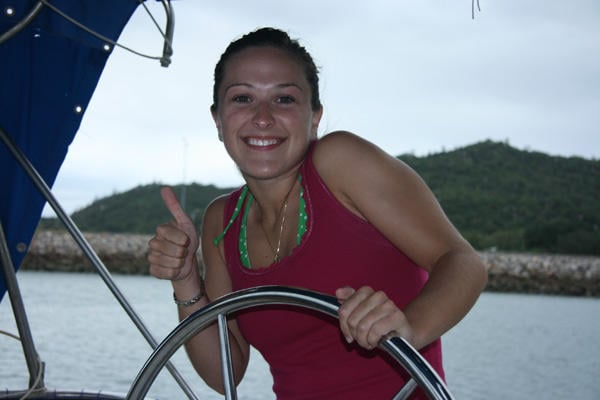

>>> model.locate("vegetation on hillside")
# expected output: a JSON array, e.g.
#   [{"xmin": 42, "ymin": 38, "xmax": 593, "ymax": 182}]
[
  {"xmin": 398, "ymin": 141, "xmax": 599, "ymax": 254},
  {"xmin": 39, "ymin": 140, "xmax": 600, "ymax": 255},
  {"xmin": 40, "ymin": 183, "xmax": 235, "ymax": 234}
]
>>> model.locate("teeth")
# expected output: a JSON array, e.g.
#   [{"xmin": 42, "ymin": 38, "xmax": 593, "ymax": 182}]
[{"xmin": 247, "ymin": 137, "xmax": 278, "ymax": 146}]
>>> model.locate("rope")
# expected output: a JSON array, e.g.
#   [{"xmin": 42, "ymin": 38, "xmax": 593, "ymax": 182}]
[
  {"xmin": 0, "ymin": 329, "xmax": 45, "ymax": 400},
  {"xmin": 38, "ymin": 0, "xmax": 170, "ymax": 62},
  {"xmin": 472, "ymin": 0, "xmax": 482, "ymax": 19}
]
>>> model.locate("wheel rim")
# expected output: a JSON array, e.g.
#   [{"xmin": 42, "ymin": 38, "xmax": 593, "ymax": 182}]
[{"xmin": 126, "ymin": 286, "xmax": 454, "ymax": 400}]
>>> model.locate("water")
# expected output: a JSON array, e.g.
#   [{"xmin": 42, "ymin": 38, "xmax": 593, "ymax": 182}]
[{"xmin": 1, "ymin": 271, "xmax": 599, "ymax": 399}]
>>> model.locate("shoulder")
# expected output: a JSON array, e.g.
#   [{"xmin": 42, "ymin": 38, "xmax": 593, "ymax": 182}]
[
  {"xmin": 311, "ymin": 133, "xmax": 468, "ymax": 270},
  {"xmin": 201, "ymin": 192, "xmax": 232, "ymax": 238},
  {"xmin": 312, "ymin": 131, "xmax": 417, "ymax": 192},
  {"xmin": 311, "ymin": 131, "xmax": 441, "ymax": 226},
  {"xmin": 313, "ymin": 130, "xmax": 412, "ymax": 172},
  {"xmin": 200, "ymin": 194, "xmax": 231, "ymax": 273},
  {"xmin": 204, "ymin": 194, "xmax": 227, "ymax": 218},
  {"xmin": 313, "ymin": 130, "xmax": 372, "ymax": 159}
]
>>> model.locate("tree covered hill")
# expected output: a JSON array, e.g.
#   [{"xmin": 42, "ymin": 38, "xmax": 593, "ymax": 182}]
[
  {"xmin": 40, "ymin": 140, "xmax": 599, "ymax": 255},
  {"xmin": 398, "ymin": 140, "xmax": 599, "ymax": 254},
  {"xmin": 40, "ymin": 183, "xmax": 236, "ymax": 235}
]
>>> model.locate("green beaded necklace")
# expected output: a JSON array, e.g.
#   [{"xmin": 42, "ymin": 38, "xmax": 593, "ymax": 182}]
[{"xmin": 213, "ymin": 174, "xmax": 307, "ymax": 268}]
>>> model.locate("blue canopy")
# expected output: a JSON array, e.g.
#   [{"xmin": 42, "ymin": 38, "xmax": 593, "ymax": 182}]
[{"xmin": 0, "ymin": 0, "xmax": 141, "ymax": 301}]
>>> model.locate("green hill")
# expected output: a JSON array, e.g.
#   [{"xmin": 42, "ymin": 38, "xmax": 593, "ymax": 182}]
[
  {"xmin": 40, "ymin": 183, "xmax": 235, "ymax": 235},
  {"xmin": 39, "ymin": 140, "xmax": 600, "ymax": 255},
  {"xmin": 398, "ymin": 140, "xmax": 599, "ymax": 254}
]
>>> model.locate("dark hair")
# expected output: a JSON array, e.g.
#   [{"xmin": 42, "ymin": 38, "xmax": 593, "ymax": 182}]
[{"xmin": 211, "ymin": 27, "xmax": 322, "ymax": 112}]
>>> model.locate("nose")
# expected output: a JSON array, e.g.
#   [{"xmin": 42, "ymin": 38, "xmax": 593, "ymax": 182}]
[{"xmin": 252, "ymin": 102, "xmax": 274, "ymax": 129}]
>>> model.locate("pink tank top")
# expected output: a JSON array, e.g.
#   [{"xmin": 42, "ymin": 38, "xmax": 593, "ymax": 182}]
[{"xmin": 222, "ymin": 142, "xmax": 444, "ymax": 399}]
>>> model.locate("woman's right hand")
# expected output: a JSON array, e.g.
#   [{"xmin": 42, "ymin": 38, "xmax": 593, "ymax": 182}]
[{"xmin": 148, "ymin": 186, "xmax": 199, "ymax": 283}]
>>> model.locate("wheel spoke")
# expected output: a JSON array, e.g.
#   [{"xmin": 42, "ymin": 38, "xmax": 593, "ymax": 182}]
[
  {"xmin": 392, "ymin": 378, "xmax": 417, "ymax": 400},
  {"xmin": 218, "ymin": 313, "xmax": 237, "ymax": 400}
]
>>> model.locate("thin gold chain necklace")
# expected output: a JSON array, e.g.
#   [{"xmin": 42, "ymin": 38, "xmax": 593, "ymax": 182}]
[{"xmin": 259, "ymin": 179, "xmax": 296, "ymax": 263}]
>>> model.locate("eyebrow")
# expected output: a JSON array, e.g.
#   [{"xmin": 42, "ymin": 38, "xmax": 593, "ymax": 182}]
[{"xmin": 224, "ymin": 82, "xmax": 305, "ymax": 93}]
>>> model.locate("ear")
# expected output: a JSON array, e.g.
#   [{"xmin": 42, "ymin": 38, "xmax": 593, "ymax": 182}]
[
  {"xmin": 211, "ymin": 107, "xmax": 223, "ymax": 142},
  {"xmin": 310, "ymin": 106, "xmax": 323, "ymax": 138},
  {"xmin": 210, "ymin": 106, "xmax": 219, "ymax": 126}
]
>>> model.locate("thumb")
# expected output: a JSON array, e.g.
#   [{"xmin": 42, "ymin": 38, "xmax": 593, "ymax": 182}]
[{"xmin": 160, "ymin": 186, "xmax": 192, "ymax": 225}]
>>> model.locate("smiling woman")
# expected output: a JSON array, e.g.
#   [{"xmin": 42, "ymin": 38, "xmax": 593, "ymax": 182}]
[{"xmin": 146, "ymin": 27, "xmax": 487, "ymax": 399}]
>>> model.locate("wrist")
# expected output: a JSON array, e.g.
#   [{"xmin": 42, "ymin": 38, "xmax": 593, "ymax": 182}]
[{"xmin": 173, "ymin": 277, "xmax": 206, "ymax": 307}]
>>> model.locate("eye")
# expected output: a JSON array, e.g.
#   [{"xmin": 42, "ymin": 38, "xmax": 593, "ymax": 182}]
[
  {"xmin": 275, "ymin": 95, "xmax": 295, "ymax": 104},
  {"xmin": 232, "ymin": 95, "xmax": 251, "ymax": 104}
]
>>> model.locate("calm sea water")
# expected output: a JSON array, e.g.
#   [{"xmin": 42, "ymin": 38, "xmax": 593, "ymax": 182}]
[{"xmin": 1, "ymin": 271, "xmax": 599, "ymax": 399}]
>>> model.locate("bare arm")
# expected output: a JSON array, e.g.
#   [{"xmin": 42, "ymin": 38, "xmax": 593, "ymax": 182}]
[
  {"xmin": 313, "ymin": 132, "xmax": 488, "ymax": 350},
  {"xmin": 147, "ymin": 187, "xmax": 250, "ymax": 393}
]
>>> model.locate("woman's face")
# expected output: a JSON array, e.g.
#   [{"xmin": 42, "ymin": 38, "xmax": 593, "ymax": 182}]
[{"xmin": 212, "ymin": 46, "xmax": 322, "ymax": 181}]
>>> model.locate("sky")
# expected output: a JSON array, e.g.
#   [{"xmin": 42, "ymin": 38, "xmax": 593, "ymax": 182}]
[{"xmin": 43, "ymin": 0, "xmax": 600, "ymax": 216}]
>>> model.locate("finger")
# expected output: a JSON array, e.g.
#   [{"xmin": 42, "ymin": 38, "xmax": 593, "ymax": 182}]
[
  {"xmin": 351, "ymin": 294, "xmax": 404, "ymax": 349},
  {"xmin": 148, "ymin": 261, "xmax": 186, "ymax": 281},
  {"xmin": 338, "ymin": 286, "xmax": 373, "ymax": 320},
  {"xmin": 160, "ymin": 186, "xmax": 191, "ymax": 225},
  {"xmin": 336, "ymin": 286, "xmax": 365, "ymax": 343},
  {"xmin": 148, "ymin": 234, "xmax": 188, "ymax": 259},
  {"xmin": 154, "ymin": 224, "xmax": 190, "ymax": 248},
  {"xmin": 361, "ymin": 303, "xmax": 400, "ymax": 349},
  {"xmin": 335, "ymin": 286, "xmax": 355, "ymax": 303},
  {"xmin": 338, "ymin": 288, "xmax": 384, "ymax": 347}
]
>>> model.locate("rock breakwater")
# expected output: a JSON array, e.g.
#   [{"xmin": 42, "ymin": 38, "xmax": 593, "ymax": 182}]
[
  {"xmin": 21, "ymin": 230, "xmax": 152, "ymax": 274},
  {"xmin": 20, "ymin": 230, "xmax": 600, "ymax": 297},
  {"xmin": 482, "ymin": 252, "xmax": 599, "ymax": 296}
]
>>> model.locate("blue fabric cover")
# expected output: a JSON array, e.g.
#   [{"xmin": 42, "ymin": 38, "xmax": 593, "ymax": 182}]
[{"xmin": 0, "ymin": 0, "xmax": 140, "ymax": 301}]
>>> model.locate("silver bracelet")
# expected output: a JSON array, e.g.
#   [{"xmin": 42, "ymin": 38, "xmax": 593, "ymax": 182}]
[{"xmin": 173, "ymin": 290, "xmax": 205, "ymax": 307}]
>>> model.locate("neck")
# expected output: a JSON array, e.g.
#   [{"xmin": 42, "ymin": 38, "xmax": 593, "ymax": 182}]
[{"xmin": 247, "ymin": 172, "xmax": 299, "ymax": 223}]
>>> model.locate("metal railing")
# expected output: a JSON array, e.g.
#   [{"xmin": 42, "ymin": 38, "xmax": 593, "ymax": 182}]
[{"xmin": 1, "ymin": 125, "xmax": 197, "ymax": 399}]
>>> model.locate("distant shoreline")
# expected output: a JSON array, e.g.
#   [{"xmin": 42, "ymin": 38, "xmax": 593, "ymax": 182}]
[{"xmin": 21, "ymin": 230, "xmax": 600, "ymax": 297}]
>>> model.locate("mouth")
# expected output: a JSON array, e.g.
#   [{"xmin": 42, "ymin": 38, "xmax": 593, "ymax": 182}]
[{"xmin": 243, "ymin": 136, "xmax": 284, "ymax": 148}]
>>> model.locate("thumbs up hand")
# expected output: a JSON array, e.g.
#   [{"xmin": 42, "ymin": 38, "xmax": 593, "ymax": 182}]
[{"xmin": 148, "ymin": 186, "xmax": 200, "ymax": 282}]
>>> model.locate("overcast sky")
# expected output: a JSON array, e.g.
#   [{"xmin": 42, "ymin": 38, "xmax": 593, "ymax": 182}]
[{"xmin": 43, "ymin": 0, "xmax": 600, "ymax": 216}]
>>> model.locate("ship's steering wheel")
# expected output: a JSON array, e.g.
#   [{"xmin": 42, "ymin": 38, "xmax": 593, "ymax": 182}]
[{"xmin": 127, "ymin": 286, "xmax": 454, "ymax": 400}]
